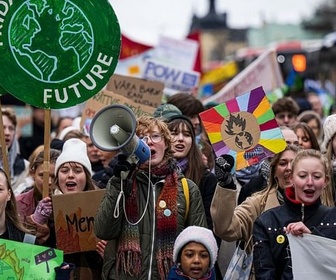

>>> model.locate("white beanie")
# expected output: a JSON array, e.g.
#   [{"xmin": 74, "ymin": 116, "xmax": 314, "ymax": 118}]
[
  {"xmin": 322, "ymin": 114, "xmax": 336, "ymax": 152},
  {"xmin": 55, "ymin": 138, "xmax": 92, "ymax": 175},
  {"xmin": 173, "ymin": 226, "xmax": 218, "ymax": 269}
]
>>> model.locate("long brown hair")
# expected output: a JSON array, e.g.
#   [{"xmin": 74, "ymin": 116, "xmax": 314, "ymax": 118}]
[
  {"xmin": 257, "ymin": 145, "xmax": 301, "ymax": 203},
  {"xmin": 1, "ymin": 169, "xmax": 30, "ymax": 233},
  {"xmin": 168, "ymin": 117, "xmax": 205, "ymax": 186},
  {"xmin": 293, "ymin": 122, "xmax": 320, "ymax": 151}
]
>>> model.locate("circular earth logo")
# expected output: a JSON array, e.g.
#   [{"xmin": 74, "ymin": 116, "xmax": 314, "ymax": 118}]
[
  {"xmin": 0, "ymin": 0, "xmax": 120, "ymax": 109},
  {"xmin": 9, "ymin": 1, "xmax": 94, "ymax": 83}
]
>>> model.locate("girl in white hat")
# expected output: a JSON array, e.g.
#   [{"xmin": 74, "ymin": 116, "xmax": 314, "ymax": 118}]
[{"xmin": 168, "ymin": 226, "xmax": 218, "ymax": 280}]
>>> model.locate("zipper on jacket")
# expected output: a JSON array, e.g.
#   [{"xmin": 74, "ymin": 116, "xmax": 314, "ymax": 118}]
[
  {"xmin": 301, "ymin": 203, "xmax": 305, "ymax": 221},
  {"xmin": 148, "ymin": 180, "xmax": 157, "ymax": 280}
]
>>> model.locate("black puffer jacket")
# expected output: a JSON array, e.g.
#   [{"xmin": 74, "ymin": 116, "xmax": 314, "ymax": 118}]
[{"xmin": 253, "ymin": 187, "xmax": 336, "ymax": 280}]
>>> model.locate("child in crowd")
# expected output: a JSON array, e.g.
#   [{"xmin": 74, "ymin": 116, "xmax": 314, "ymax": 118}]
[{"xmin": 168, "ymin": 226, "xmax": 218, "ymax": 280}]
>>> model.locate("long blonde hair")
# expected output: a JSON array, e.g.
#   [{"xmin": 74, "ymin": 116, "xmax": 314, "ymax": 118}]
[{"xmin": 292, "ymin": 149, "xmax": 334, "ymax": 207}]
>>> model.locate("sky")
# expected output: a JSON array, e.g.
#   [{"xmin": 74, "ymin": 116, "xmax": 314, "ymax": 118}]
[{"xmin": 109, "ymin": 0, "xmax": 326, "ymax": 45}]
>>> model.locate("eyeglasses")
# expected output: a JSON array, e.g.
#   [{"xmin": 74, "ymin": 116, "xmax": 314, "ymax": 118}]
[{"xmin": 140, "ymin": 133, "xmax": 163, "ymax": 144}]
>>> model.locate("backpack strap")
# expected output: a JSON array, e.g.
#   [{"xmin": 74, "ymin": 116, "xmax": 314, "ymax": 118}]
[
  {"xmin": 182, "ymin": 178, "xmax": 190, "ymax": 221},
  {"xmin": 23, "ymin": 233, "xmax": 36, "ymax": 244}
]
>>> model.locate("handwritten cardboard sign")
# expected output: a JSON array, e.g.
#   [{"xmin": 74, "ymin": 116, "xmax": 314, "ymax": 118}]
[
  {"xmin": 52, "ymin": 189, "xmax": 105, "ymax": 254},
  {"xmin": 80, "ymin": 89, "xmax": 155, "ymax": 129},
  {"xmin": 106, "ymin": 74, "xmax": 164, "ymax": 108},
  {"xmin": 0, "ymin": 239, "xmax": 63, "ymax": 279},
  {"xmin": 200, "ymin": 86, "xmax": 286, "ymax": 171}
]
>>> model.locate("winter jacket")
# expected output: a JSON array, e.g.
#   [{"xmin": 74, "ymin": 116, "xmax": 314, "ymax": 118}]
[
  {"xmin": 94, "ymin": 170, "xmax": 207, "ymax": 280},
  {"xmin": 167, "ymin": 264, "xmax": 216, "ymax": 280},
  {"xmin": 253, "ymin": 187, "xmax": 336, "ymax": 280},
  {"xmin": 211, "ymin": 186, "xmax": 280, "ymax": 253},
  {"xmin": 16, "ymin": 187, "xmax": 55, "ymax": 247},
  {"xmin": 198, "ymin": 170, "xmax": 218, "ymax": 231}
]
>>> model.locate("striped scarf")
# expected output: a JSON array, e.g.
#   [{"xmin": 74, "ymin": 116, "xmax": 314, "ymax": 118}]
[{"xmin": 116, "ymin": 159, "xmax": 179, "ymax": 280}]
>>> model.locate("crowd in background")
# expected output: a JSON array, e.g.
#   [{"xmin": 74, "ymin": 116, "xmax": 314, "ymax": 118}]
[{"xmin": 1, "ymin": 84, "xmax": 336, "ymax": 279}]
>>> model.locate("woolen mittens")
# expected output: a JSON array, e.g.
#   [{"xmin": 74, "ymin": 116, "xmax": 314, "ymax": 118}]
[{"xmin": 32, "ymin": 198, "xmax": 53, "ymax": 225}]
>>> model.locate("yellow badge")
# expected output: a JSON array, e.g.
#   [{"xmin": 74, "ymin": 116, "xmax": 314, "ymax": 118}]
[{"xmin": 276, "ymin": 235, "xmax": 285, "ymax": 244}]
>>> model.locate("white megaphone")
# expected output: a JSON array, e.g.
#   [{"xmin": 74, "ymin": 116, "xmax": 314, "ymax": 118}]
[{"xmin": 89, "ymin": 104, "xmax": 150, "ymax": 164}]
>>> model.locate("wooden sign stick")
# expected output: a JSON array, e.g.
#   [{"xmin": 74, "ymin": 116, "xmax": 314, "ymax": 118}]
[
  {"xmin": 0, "ymin": 101, "xmax": 10, "ymax": 179},
  {"xmin": 42, "ymin": 109, "xmax": 51, "ymax": 198}
]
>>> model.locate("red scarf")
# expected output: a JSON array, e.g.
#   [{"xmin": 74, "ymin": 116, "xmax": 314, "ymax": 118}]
[{"xmin": 117, "ymin": 159, "xmax": 178, "ymax": 280}]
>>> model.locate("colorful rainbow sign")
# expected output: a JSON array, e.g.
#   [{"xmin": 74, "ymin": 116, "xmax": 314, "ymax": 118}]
[{"xmin": 200, "ymin": 86, "xmax": 286, "ymax": 171}]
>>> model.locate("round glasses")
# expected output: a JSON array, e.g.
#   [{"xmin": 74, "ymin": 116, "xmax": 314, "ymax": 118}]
[{"xmin": 140, "ymin": 133, "xmax": 163, "ymax": 144}]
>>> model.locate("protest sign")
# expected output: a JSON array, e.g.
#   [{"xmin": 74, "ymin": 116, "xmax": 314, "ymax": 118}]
[
  {"xmin": 203, "ymin": 49, "xmax": 284, "ymax": 104},
  {"xmin": 81, "ymin": 89, "xmax": 155, "ymax": 128},
  {"xmin": 52, "ymin": 189, "xmax": 105, "ymax": 254},
  {"xmin": 0, "ymin": 0, "xmax": 121, "ymax": 109},
  {"xmin": 143, "ymin": 59, "xmax": 200, "ymax": 92},
  {"xmin": 288, "ymin": 233, "xmax": 336, "ymax": 280},
  {"xmin": 0, "ymin": 239, "xmax": 63, "ymax": 279},
  {"xmin": 200, "ymin": 86, "xmax": 286, "ymax": 171},
  {"xmin": 154, "ymin": 35, "xmax": 199, "ymax": 70},
  {"xmin": 106, "ymin": 74, "xmax": 164, "ymax": 108}
]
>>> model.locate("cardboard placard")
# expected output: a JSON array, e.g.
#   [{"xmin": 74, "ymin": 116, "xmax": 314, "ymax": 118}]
[
  {"xmin": 106, "ymin": 74, "xmax": 164, "ymax": 108},
  {"xmin": 200, "ymin": 86, "xmax": 286, "ymax": 171},
  {"xmin": 81, "ymin": 89, "xmax": 155, "ymax": 129},
  {"xmin": 52, "ymin": 189, "xmax": 105, "ymax": 254},
  {"xmin": 83, "ymin": 89, "xmax": 155, "ymax": 119}
]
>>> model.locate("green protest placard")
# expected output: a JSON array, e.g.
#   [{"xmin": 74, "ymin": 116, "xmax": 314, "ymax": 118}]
[
  {"xmin": 0, "ymin": 239, "xmax": 63, "ymax": 279},
  {"xmin": 0, "ymin": 0, "xmax": 121, "ymax": 109}
]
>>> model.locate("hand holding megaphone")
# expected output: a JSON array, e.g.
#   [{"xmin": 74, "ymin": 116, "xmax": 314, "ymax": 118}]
[{"xmin": 113, "ymin": 154, "xmax": 137, "ymax": 180}]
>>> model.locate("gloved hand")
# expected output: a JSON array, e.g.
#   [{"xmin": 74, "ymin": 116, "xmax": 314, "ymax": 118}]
[
  {"xmin": 260, "ymin": 159, "xmax": 271, "ymax": 182},
  {"xmin": 113, "ymin": 154, "xmax": 134, "ymax": 179},
  {"xmin": 54, "ymin": 262, "xmax": 75, "ymax": 280},
  {"xmin": 215, "ymin": 155, "xmax": 235, "ymax": 188},
  {"xmin": 32, "ymin": 197, "xmax": 53, "ymax": 225}
]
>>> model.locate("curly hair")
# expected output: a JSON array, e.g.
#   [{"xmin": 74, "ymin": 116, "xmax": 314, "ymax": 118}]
[{"xmin": 136, "ymin": 115, "xmax": 173, "ymax": 159}]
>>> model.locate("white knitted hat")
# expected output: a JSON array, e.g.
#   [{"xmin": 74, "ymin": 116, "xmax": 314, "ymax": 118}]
[
  {"xmin": 55, "ymin": 138, "xmax": 92, "ymax": 175},
  {"xmin": 173, "ymin": 226, "xmax": 218, "ymax": 269},
  {"xmin": 322, "ymin": 114, "xmax": 336, "ymax": 152}
]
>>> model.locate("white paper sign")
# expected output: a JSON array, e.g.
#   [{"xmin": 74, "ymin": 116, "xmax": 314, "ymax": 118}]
[
  {"xmin": 154, "ymin": 35, "xmax": 199, "ymax": 70},
  {"xmin": 142, "ymin": 59, "xmax": 200, "ymax": 91},
  {"xmin": 203, "ymin": 48, "xmax": 284, "ymax": 104},
  {"xmin": 288, "ymin": 233, "xmax": 336, "ymax": 280}
]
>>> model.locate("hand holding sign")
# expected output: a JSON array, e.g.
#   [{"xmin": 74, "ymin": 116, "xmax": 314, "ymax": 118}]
[{"xmin": 200, "ymin": 86, "xmax": 286, "ymax": 171}]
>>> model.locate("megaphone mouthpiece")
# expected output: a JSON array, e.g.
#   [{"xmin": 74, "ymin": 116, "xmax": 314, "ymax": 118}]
[{"xmin": 110, "ymin": 124, "xmax": 129, "ymax": 144}]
